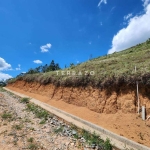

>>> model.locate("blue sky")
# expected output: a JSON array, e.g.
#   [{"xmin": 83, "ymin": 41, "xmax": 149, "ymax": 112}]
[{"xmin": 0, "ymin": 0, "xmax": 150, "ymax": 80}]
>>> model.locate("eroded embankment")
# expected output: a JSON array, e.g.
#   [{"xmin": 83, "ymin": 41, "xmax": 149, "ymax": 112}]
[
  {"xmin": 7, "ymin": 80, "xmax": 150, "ymax": 115},
  {"xmin": 6, "ymin": 80, "xmax": 150, "ymax": 147}
]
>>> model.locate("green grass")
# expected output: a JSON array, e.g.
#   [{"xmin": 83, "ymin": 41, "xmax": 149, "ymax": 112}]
[
  {"xmin": 12, "ymin": 124, "xmax": 23, "ymax": 130},
  {"xmin": 7, "ymin": 40, "xmax": 150, "ymax": 88},
  {"xmin": 20, "ymin": 97, "xmax": 30, "ymax": 103},
  {"xmin": 28, "ymin": 143, "xmax": 38, "ymax": 150},
  {"xmin": 26, "ymin": 103, "xmax": 49, "ymax": 123},
  {"xmin": 27, "ymin": 137, "xmax": 34, "ymax": 143},
  {"xmin": 104, "ymin": 138, "xmax": 112, "ymax": 150},
  {"xmin": 1, "ymin": 112, "xmax": 12, "ymax": 119},
  {"xmin": 26, "ymin": 102, "xmax": 112, "ymax": 149},
  {"xmin": 54, "ymin": 126, "xmax": 63, "ymax": 133},
  {"xmin": 80, "ymin": 130, "xmax": 112, "ymax": 149},
  {"xmin": 52, "ymin": 124, "xmax": 112, "ymax": 149}
]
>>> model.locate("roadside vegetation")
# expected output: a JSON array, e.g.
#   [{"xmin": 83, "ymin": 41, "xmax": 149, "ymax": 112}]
[
  {"xmin": 0, "ymin": 81, "xmax": 6, "ymax": 87},
  {"xmin": 7, "ymin": 39, "xmax": 150, "ymax": 88},
  {"xmin": 1, "ymin": 112, "xmax": 12, "ymax": 120},
  {"xmin": 24, "ymin": 100, "xmax": 112, "ymax": 149},
  {"xmin": 26, "ymin": 103, "xmax": 52, "ymax": 123},
  {"xmin": 0, "ymin": 82, "xmax": 113, "ymax": 149},
  {"xmin": 0, "ymin": 87, "xmax": 6, "ymax": 92},
  {"xmin": 54, "ymin": 124, "xmax": 112, "ymax": 149},
  {"xmin": 20, "ymin": 97, "xmax": 30, "ymax": 104}
]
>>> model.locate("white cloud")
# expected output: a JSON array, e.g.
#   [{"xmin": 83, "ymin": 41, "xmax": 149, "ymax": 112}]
[
  {"xmin": 108, "ymin": 2, "xmax": 150, "ymax": 54},
  {"xmin": 33, "ymin": 60, "xmax": 43, "ymax": 64},
  {"xmin": 98, "ymin": 0, "xmax": 107, "ymax": 7},
  {"xmin": 40, "ymin": 43, "xmax": 52, "ymax": 52},
  {"xmin": 124, "ymin": 13, "xmax": 133, "ymax": 20},
  {"xmin": 0, "ymin": 57, "xmax": 12, "ymax": 81},
  {"xmin": 142, "ymin": 0, "xmax": 150, "ymax": 7},
  {"xmin": 0, "ymin": 72, "xmax": 12, "ymax": 81},
  {"xmin": 16, "ymin": 64, "xmax": 21, "ymax": 71},
  {"xmin": 0, "ymin": 57, "xmax": 11, "ymax": 71},
  {"xmin": 89, "ymin": 41, "xmax": 92, "ymax": 45}
]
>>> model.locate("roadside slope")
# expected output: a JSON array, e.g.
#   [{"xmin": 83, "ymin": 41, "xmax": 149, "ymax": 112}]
[{"xmin": 6, "ymin": 85, "xmax": 150, "ymax": 148}]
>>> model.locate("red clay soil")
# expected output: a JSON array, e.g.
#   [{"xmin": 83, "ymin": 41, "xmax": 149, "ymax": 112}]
[{"xmin": 7, "ymin": 80, "xmax": 150, "ymax": 147}]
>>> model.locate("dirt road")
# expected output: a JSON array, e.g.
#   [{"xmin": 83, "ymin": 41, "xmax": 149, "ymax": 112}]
[{"xmin": 1, "ymin": 88, "xmax": 105, "ymax": 150}]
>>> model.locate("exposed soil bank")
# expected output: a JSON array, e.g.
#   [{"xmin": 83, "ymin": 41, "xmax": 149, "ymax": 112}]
[
  {"xmin": 7, "ymin": 80, "xmax": 150, "ymax": 147},
  {"xmin": 7, "ymin": 80, "xmax": 150, "ymax": 115}
]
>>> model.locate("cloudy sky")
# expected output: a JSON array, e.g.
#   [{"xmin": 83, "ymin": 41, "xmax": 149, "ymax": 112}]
[{"xmin": 0, "ymin": 0, "xmax": 150, "ymax": 80}]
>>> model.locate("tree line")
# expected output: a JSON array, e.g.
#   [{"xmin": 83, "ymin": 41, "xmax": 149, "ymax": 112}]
[
  {"xmin": 26, "ymin": 60, "xmax": 61, "ymax": 74},
  {"xmin": 14, "ymin": 60, "xmax": 79, "ymax": 79},
  {"xmin": 0, "ymin": 81, "xmax": 6, "ymax": 87}
]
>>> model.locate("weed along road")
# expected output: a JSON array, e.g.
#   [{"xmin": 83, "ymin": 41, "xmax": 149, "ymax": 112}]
[{"xmin": 2, "ymin": 87, "xmax": 150, "ymax": 150}]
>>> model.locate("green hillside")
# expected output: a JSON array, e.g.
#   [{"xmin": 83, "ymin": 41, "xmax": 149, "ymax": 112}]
[{"xmin": 9, "ymin": 39, "xmax": 150, "ymax": 88}]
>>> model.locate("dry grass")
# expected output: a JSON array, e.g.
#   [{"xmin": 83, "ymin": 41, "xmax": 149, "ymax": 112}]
[{"xmin": 8, "ymin": 40, "xmax": 150, "ymax": 88}]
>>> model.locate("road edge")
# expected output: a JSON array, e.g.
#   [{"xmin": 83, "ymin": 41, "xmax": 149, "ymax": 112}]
[{"xmin": 3, "ymin": 87, "xmax": 150, "ymax": 150}]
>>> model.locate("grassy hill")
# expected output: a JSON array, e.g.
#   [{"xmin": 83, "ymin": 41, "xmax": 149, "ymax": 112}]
[{"xmin": 9, "ymin": 39, "xmax": 150, "ymax": 88}]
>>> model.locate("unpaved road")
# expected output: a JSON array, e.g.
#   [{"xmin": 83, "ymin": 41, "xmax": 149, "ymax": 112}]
[{"xmin": 0, "ymin": 88, "xmax": 105, "ymax": 150}]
